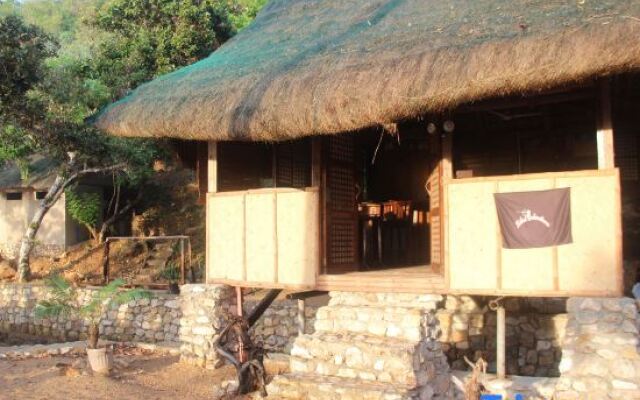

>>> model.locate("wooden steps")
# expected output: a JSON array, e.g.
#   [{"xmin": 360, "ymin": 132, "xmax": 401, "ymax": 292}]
[{"xmin": 316, "ymin": 267, "xmax": 446, "ymax": 293}]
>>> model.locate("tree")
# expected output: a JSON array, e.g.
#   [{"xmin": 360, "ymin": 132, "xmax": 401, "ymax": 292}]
[
  {"xmin": 35, "ymin": 275, "xmax": 150, "ymax": 349},
  {"xmin": 0, "ymin": 15, "xmax": 161, "ymax": 282},
  {"xmin": 1, "ymin": 0, "xmax": 268, "ymax": 282}
]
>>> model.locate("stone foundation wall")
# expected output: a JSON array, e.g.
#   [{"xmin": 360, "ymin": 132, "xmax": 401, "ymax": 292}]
[
  {"xmin": 179, "ymin": 286, "xmax": 324, "ymax": 368},
  {"xmin": 554, "ymin": 297, "xmax": 640, "ymax": 400},
  {"xmin": 0, "ymin": 283, "xmax": 322, "ymax": 362},
  {"xmin": 0, "ymin": 283, "xmax": 181, "ymax": 343},
  {"xmin": 244, "ymin": 299, "xmax": 320, "ymax": 352},
  {"xmin": 438, "ymin": 296, "xmax": 567, "ymax": 377}
]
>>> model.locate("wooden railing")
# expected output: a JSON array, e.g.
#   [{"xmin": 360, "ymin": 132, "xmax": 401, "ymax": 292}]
[
  {"xmin": 444, "ymin": 168, "xmax": 622, "ymax": 297},
  {"xmin": 207, "ymin": 188, "xmax": 319, "ymax": 288}
]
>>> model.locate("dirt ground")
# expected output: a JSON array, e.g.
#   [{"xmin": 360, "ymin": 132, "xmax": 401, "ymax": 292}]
[{"xmin": 0, "ymin": 353, "xmax": 236, "ymax": 400}]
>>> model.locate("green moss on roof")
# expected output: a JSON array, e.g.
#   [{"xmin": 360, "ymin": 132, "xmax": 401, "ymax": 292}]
[
  {"xmin": 96, "ymin": 0, "xmax": 640, "ymax": 141},
  {"xmin": 0, "ymin": 156, "xmax": 57, "ymax": 191}
]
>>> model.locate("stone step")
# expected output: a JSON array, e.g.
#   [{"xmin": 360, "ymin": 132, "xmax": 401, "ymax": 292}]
[
  {"xmin": 266, "ymin": 373, "xmax": 421, "ymax": 400},
  {"xmin": 314, "ymin": 305, "xmax": 428, "ymax": 341},
  {"xmin": 290, "ymin": 332, "xmax": 442, "ymax": 386}
]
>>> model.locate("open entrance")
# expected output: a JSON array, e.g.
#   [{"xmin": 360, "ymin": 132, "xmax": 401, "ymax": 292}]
[
  {"xmin": 452, "ymin": 90, "xmax": 598, "ymax": 178},
  {"xmin": 322, "ymin": 121, "xmax": 440, "ymax": 276}
]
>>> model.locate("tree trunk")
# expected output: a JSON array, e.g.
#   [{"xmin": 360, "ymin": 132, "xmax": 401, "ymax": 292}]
[
  {"xmin": 15, "ymin": 162, "xmax": 126, "ymax": 282},
  {"xmin": 97, "ymin": 191, "xmax": 142, "ymax": 244},
  {"xmin": 87, "ymin": 323, "xmax": 100, "ymax": 349},
  {"xmin": 16, "ymin": 174, "xmax": 66, "ymax": 282}
]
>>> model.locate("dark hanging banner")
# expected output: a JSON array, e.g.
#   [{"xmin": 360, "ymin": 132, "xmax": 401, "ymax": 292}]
[{"xmin": 494, "ymin": 188, "xmax": 572, "ymax": 249}]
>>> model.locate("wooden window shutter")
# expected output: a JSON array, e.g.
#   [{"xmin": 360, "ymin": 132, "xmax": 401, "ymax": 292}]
[
  {"xmin": 324, "ymin": 135, "xmax": 359, "ymax": 273},
  {"xmin": 276, "ymin": 139, "xmax": 311, "ymax": 188}
]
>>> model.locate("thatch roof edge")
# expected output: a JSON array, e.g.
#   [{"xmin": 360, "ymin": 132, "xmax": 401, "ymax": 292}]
[{"xmin": 95, "ymin": 19, "xmax": 640, "ymax": 141}]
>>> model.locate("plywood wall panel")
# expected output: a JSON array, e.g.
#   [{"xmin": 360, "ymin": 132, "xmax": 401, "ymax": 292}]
[
  {"xmin": 277, "ymin": 189, "xmax": 319, "ymax": 286},
  {"xmin": 448, "ymin": 181, "xmax": 498, "ymax": 290},
  {"xmin": 446, "ymin": 169, "xmax": 622, "ymax": 296},
  {"xmin": 556, "ymin": 173, "xmax": 619, "ymax": 293},
  {"xmin": 207, "ymin": 188, "xmax": 319, "ymax": 288},
  {"xmin": 208, "ymin": 194, "xmax": 245, "ymax": 281},
  {"xmin": 245, "ymin": 192, "xmax": 277, "ymax": 283}
]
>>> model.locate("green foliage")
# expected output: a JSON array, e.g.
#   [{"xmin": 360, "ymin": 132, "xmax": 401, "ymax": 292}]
[
  {"xmin": 66, "ymin": 188, "xmax": 101, "ymax": 228},
  {"xmin": 160, "ymin": 261, "xmax": 180, "ymax": 283},
  {"xmin": 229, "ymin": 0, "xmax": 267, "ymax": 31},
  {"xmin": 35, "ymin": 275, "xmax": 151, "ymax": 327},
  {"xmin": 0, "ymin": 15, "xmax": 57, "ymax": 121},
  {"xmin": 90, "ymin": 0, "xmax": 238, "ymax": 96}
]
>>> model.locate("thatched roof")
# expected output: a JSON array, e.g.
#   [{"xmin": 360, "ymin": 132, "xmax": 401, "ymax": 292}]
[
  {"xmin": 95, "ymin": 0, "xmax": 640, "ymax": 141},
  {"xmin": 0, "ymin": 156, "xmax": 57, "ymax": 192}
]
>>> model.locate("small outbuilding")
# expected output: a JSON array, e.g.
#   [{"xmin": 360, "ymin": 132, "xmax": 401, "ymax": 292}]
[{"xmin": 0, "ymin": 156, "xmax": 104, "ymax": 259}]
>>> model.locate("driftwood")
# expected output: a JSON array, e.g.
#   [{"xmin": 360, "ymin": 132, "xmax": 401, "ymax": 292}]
[
  {"xmin": 452, "ymin": 356, "xmax": 488, "ymax": 400},
  {"xmin": 214, "ymin": 315, "xmax": 267, "ymax": 396}
]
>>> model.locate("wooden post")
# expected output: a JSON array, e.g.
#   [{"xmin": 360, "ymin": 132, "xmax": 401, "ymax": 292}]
[
  {"xmin": 187, "ymin": 238, "xmax": 192, "ymax": 283},
  {"xmin": 206, "ymin": 141, "xmax": 217, "ymax": 283},
  {"xmin": 208, "ymin": 141, "xmax": 218, "ymax": 192},
  {"xmin": 311, "ymin": 137, "xmax": 322, "ymax": 187},
  {"xmin": 297, "ymin": 299, "xmax": 306, "ymax": 336},
  {"xmin": 496, "ymin": 304, "xmax": 506, "ymax": 379},
  {"xmin": 101, "ymin": 240, "xmax": 110, "ymax": 283},
  {"xmin": 236, "ymin": 286, "xmax": 244, "ymax": 317},
  {"xmin": 180, "ymin": 238, "xmax": 185, "ymax": 285},
  {"xmin": 597, "ymin": 80, "xmax": 615, "ymax": 169}
]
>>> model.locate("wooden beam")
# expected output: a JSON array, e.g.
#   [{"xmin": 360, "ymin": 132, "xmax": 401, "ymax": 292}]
[
  {"xmin": 597, "ymin": 81, "xmax": 615, "ymax": 169},
  {"xmin": 208, "ymin": 141, "xmax": 218, "ymax": 193},
  {"xmin": 441, "ymin": 132, "xmax": 453, "ymax": 179},
  {"xmin": 285, "ymin": 290, "xmax": 328, "ymax": 300},
  {"xmin": 496, "ymin": 304, "xmax": 506, "ymax": 379},
  {"xmin": 311, "ymin": 137, "xmax": 322, "ymax": 187}
]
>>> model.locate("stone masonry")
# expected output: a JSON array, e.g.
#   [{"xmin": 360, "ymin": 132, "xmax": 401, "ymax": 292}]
[
  {"xmin": 438, "ymin": 296, "xmax": 567, "ymax": 377},
  {"xmin": 267, "ymin": 292, "xmax": 455, "ymax": 400},
  {"xmin": 0, "ymin": 283, "xmax": 181, "ymax": 343},
  {"xmin": 178, "ymin": 284, "xmax": 235, "ymax": 368},
  {"xmin": 554, "ymin": 297, "xmax": 640, "ymax": 400}
]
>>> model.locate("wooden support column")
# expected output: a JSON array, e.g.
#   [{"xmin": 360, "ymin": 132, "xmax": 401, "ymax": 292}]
[
  {"xmin": 489, "ymin": 297, "xmax": 506, "ymax": 379},
  {"xmin": 205, "ymin": 141, "xmax": 217, "ymax": 283},
  {"xmin": 236, "ymin": 286, "xmax": 244, "ymax": 317},
  {"xmin": 597, "ymin": 81, "xmax": 615, "ymax": 170},
  {"xmin": 441, "ymin": 131, "xmax": 453, "ymax": 179},
  {"xmin": 496, "ymin": 304, "xmax": 506, "ymax": 379},
  {"xmin": 297, "ymin": 299, "xmax": 306, "ymax": 336},
  {"xmin": 208, "ymin": 141, "xmax": 218, "ymax": 192},
  {"xmin": 311, "ymin": 137, "xmax": 322, "ymax": 187}
]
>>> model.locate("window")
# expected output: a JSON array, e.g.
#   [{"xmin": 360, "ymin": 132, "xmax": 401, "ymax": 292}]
[
  {"xmin": 35, "ymin": 191, "xmax": 47, "ymax": 200},
  {"xmin": 5, "ymin": 192, "xmax": 22, "ymax": 201}
]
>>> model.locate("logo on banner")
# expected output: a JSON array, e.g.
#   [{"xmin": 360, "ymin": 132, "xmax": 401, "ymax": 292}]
[{"xmin": 515, "ymin": 209, "xmax": 550, "ymax": 229}]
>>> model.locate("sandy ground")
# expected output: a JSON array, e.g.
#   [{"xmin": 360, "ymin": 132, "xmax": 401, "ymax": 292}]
[{"xmin": 0, "ymin": 353, "xmax": 237, "ymax": 400}]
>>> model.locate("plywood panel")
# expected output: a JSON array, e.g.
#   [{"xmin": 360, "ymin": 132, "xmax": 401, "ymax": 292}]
[
  {"xmin": 277, "ymin": 189, "xmax": 319, "ymax": 286},
  {"xmin": 208, "ymin": 194, "xmax": 245, "ymax": 281},
  {"xmin": 207, "ymin": 188, "xmax": 319, "ymax": 288},
  {"xmin": 447, "ymin": 181, "xmax": 498, "ymax": 290},
  {"xmin": 446, "ymin": 169, "xmax": 622, "ymax": 296},
  {"xmin": 556, "ymin": 172, "xmax": 619, "ymax": 293},
  {"xmin": 245, "ymin": 192, "xmax": 277, "ymax": 283}
]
